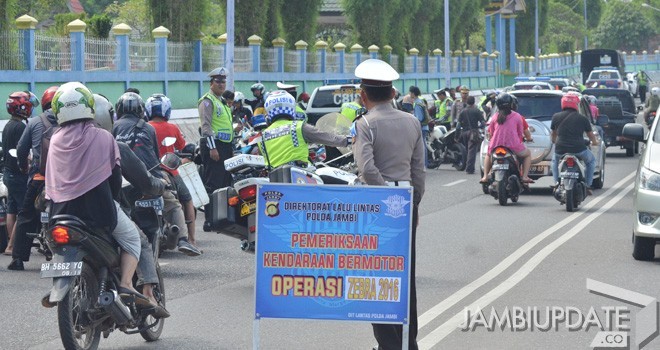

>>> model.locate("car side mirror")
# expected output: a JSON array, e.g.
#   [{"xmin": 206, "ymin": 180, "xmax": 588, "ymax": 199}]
[
  {"xmin": 597, "ymin": 115, "xmax": 609, "ymax": 126},
  {"xmin": 622, "ymin": 123, "xmax": 645, "ymax": 142}
]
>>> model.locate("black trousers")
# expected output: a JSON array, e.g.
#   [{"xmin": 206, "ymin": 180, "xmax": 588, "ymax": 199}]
[
  {"xmin": 373, "ymin": 205, "xmax": 419, "ymax": 350},
  {"xmin": 12, "ymin": 179, "xmax": 44, "ymax": 261},
  {"xmin": 200, "ymin": 138, "xmax": 234, "ymax": 222},
  {"xmin": 639, "ymin": 85, "xmax": 647, "ymax": 104},
  {"xmin": 461, "ymin": 130, "xmax": 480, "ymax": 174}
]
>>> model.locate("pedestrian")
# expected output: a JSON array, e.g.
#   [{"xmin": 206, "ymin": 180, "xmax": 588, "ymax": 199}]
[
  {"xmin": 637, "ymin": 71, "xmax": 648, "ymax": 104},
  {"xmin": 409, "ymin": 86, "xmax": 430, "ymax": 167},
  {"xmin": 2, "ymin": 92, "xmax": 32, "ymax": 256},
  {"xmin": 449, "ymin": 86, "xmax": 470, "ymax": 129},
  {"xmin": 456, "ymin": 96, "xmax": 485, "ymax": 175},
  {"xmin": 7, "ymin": 86, "xmax": 58, "ymax": 269},
  {"xmin": 198, "ymin": 67, "xmax": 234, "ymax": 232},
  {"xmin": 352, "ymin": 58, "xmax": 425, "ymax": 350}
]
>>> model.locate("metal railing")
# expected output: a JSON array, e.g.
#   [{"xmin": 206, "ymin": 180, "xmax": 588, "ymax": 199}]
[
  {"xmin": 0, "ymin": 31, "xmax": 24, "ymax": 70},
  {"xmin": 129, "ymin": 41, "xmax": 156, "ymax": 72},
  {"xmin": 168, "ymin": 41, "xmax": 192, "ymax": 72},
  {"xmin": 85, "ymin": 37, "xmax": 116, "ymax": 71},
  {"xmin": 35, "ymin": 34, "xmax": 71, "ymax": 71}
]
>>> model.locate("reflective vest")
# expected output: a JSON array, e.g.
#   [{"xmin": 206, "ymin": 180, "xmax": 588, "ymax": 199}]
[
  {"xmin": 340, "ymin": 101, "xmax": 362, "ymax": 122},
  {"xmin": 638, "ymin": 72, "xmax": 647, "ymax": 86},
  {"xmin": 478, "ymin": 96, "xmax": 488, "ymax": 112},
  {"xmin": 295, "ymin": 105, "xmax": 307, "ymax": 122},
  {"xmin": 434, "ymin": 98, "xmax": 452, "ymax": 122},
  {"xmin": 258, "ymin": 119, "xmax": 308, "ymax": 168},
  {"xmin": 199, "ymin": 92, "xmax": 233, "ymax": 143}
]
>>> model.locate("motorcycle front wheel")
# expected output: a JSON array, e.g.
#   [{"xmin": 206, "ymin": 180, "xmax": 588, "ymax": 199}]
[
  {"xmin": 450, "ymin": 143, "xmax": 467, "ymax": 171},
  {"xmin": 140, "ymin": 263, "xmax": 165, "ymax": 341},
  {"xmin": 58, "ymin": 264, "xmax": 101, "ymax": 350}
]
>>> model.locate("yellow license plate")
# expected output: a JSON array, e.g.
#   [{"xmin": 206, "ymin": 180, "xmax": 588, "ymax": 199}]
[{"xmin": 240, "ymin": 202, "xmax": 256, "ymax": 216}]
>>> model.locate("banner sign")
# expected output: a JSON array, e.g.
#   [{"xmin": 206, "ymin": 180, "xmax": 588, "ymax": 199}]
[{"xmin": 255, "ymin": 184, "xmax": 412, "ymax": 324}]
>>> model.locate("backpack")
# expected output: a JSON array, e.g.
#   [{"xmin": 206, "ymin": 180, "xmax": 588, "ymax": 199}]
[
  {"xmin": 38, "ymin": 113, "xmax": 57, "ymax": 176},
  {"xmin": 415, "ymin": 101, "xmax": 432, "ymax": 126}
]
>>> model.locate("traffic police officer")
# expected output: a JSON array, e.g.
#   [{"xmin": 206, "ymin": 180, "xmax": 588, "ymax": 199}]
[
  {"xmin": 339, "ymin": 94, "xmax": 365, "ymax": 123},
  {"xmin": 433, "ymin": 88, "xmax": 453, "ymax": 130},
  {"xmin": 276, "ymin": 82, "xmax": 307, "ymax": 121},
  {"xmin": 198, "ymin": 67, "xmax": 234, "ymax": 231},
  {"xmin": 449, "ymin": 85, "xmax": 470, "ymax": 129},
  {"xmin": 258, "ymin": 90, "xmax": 349, "ymax": 168},
  {"xmin": 352, "ymin": 58, "xmax": 425, "ymax": 350}
]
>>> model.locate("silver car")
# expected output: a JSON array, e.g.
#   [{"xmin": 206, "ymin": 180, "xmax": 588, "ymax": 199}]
[{"xmin": 479, "ymin": 90, "xmax": 606, "ymax": 191}]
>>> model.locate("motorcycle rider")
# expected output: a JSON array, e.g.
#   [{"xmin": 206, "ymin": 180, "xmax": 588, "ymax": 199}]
[
  {"xmin": 479, "ymin": 93, "xmax": 534, "ymax": 184},
  {"xmin": 145, "ymin": 93, "xmax": 199, "ymax": 247},
  {"xmin": 94, "ymin": 94, "xmax": 169, "ymax": 317},
  {"xmin": 45, "ymin": 82, "xmax": 147, "ymax": 304},
  {"xmin": 233, "ymin": 91, "xmax": 253, "ymax": 125},
  {"xmin": 643, "ymin": 87, "xmax": 660, "ymax": 125},
  {"xmin": 550, "ymin": 93, "xmax": 600, "ymax": 194},
  {"xmin": 257, "ymin": 90, "xmax": 350, "ymax": 168},
  {"xmin": 245, "ymin": 82, "xmax": 267, "ymax": 111},
  {"xmin": 433, "ymin": 88, "xmax": 453, "ymax": 130},
  {"xmin": 113, "ymin": 91, "xmax": 201, "ymax": 256},
  {"xmin": 7, "ymin": 86, "xmax": 58, "ymax": 270}
]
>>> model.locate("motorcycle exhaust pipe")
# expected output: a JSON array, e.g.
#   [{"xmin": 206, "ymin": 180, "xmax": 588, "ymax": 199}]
[
  {"xmin": 164, "ymin": 224, "xmax": 180, "ymax": 250},
  {"xmin": 98, "ymin": 290, "xmax": 134, "ymax": 325}
]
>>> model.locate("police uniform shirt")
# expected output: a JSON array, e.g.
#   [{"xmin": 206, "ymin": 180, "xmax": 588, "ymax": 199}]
[
  {"xmin": 353, "ymin": 103, "xmax": 426, "ymax": 205},
  {"xmin": 198, "ymin": 95, "xmax": 225, "ymax": 138},
  {"xmin": 450, "ymin": 99, "xmax": 467, "ymax": 126}
]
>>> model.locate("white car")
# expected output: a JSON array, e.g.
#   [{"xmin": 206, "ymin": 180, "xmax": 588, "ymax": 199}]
[{"xmin": 622, "ymin": 104, "xmax": 660, "ymax": 260}]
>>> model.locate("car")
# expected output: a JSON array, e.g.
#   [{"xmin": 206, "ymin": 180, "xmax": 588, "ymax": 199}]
[
  {"xmin": 626, "ymin": 72, "xmax": 639, "ymax": 97},
  {"xmin": 549, "ymin": 78, "xmax": 572, "ymax": 90},
  {"xmin": 512, "ymin": 81, "xmax": 554, "ymax": 91},
  {"xmin": 479, "ymin": 90, "xmax": 606, "ymax": 189},
  {"xmin": 621, "ymin": 104, "xmax": 660, "ymax": 260},
  {"xmin": 582, "ymin": 88, "xmax": 638, "ymax": 156},
  {"xmin": 585, "ymin": 67, "xmax": 628, "ymax": 90},
  {"xmin": 305, "ymin": 84, "xmax": 361, "ymax": 125}
]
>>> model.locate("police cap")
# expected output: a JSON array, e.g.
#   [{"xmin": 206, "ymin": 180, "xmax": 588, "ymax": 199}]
[
  {"xmin": 276, "ymin": 82, "xmax": 299, "ymax": 91},
  {"xmin": 354, "ymin": 59, "xmax": 399, "ymax": 87},
  {"xmin": 208, "ymin": 67, "xmax": 228, "ymax": 78}
]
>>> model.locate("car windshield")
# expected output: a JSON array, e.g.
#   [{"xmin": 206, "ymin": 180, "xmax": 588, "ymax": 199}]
[
  {"xmin": 588, "ymin": 71, "xmax": 620, "ymax": 80},
  {"xmin": 311, "ymin": 86, "xmax": 360, "ymax": 108},
  {"xmin": 514, "ymin": 95, "xmax": 563, "ymax": 121},
  {"xmin": 514, "ymin": 83, "xmax": 551, "ymax": 90}
]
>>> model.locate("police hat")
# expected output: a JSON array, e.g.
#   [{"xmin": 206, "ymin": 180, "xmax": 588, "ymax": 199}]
[
  {"xmin": 276, "ymin": 82, "xmax": 299, "ymax": 90},
  {"xmin": 355, "ymin": 59, "xmax": 399, "ymax": 87},
  {"xmin": 460, "ymin": 86, "xmax": 470, "ymax": 93},
  {"xmin": 208, "ymin": 67, "xmax": 228, "ymax": 78}
]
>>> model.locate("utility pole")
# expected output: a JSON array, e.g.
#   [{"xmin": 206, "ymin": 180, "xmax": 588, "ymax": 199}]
[
  {"xmin": 226, "ymin": 0, "xmax": 235, "ymax": 91},
  {"xmin": 444, "ymin": 0, "xmax": 450, "ymax": 88}
]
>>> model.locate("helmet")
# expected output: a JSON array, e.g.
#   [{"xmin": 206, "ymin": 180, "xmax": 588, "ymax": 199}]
[
  {"xmin": 652, "ymin": 87, "xmax": 660, "ymax": 96},
  {"xmin": 251, "ymin": 83, "xmax": 265, "ymax": 96},
  {"xmin": 51, "ymin": 82, "xmax": 95, "ymax": 124},
  {"xmin": 264, "ymin": 90, "xmax": 296, "ymax": 123},
  {"xmin": 495, "ymin": 93, "xmax": 514, "ymax": 111},
  {"xmin": 511, "ymin": 95, "xmax": 519, "ymax": 111},
  {"xmin": 234, "ymin": 91, "xmax": 245, "ymax": 104},
  {"xmin": 27, "ymin": 92, "xmax": 40, "ymax": 114},
  {"xmin": 93, "ymin": 94, "xmax": 114, "ymax": 132},
  {"xmin": 532, "ymin": 85, "xmax": 542, "ymax": 90},
  {"xmin": 299, "ymin": 92, "xmax": 310, "ymax": 103},
  {"xmin": 561, "ymin": 93, "xmax": 580, "ymax": 111},
  {"xmin": 41, "ymin": 86, "xmax": 59, "ymax": 111},
  {"xmin": 145, "ymin": 93, "xmax": 172, "ymax": 120},
  {"xmin": 250, "ymin": 114, "xmax": 268, "ymax": 131},
  {"xmin": 6, "ymin": 91, "xmax": 33, "ymax": 118},
  {"xmin": 115, "ymin": 92, "xmax": 144, "ymax": 119}
]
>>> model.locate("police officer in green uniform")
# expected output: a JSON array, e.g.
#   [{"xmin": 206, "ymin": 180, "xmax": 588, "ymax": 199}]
[
  {"xmin": 340, "ymin": 95, "xmax": 365, "ymax": 123},
  {"xmin": 198, "ymin": 67, "xmax": 235, "ymax": 230},
  {"xmin": 637, "ymin": 71, "xmax": 648, "ymax": 104},
  {"xmin": 433, "ymin": 88, "xmax": 453, "ymax": 130},
  {"xmin": 276, "ymin": 82, "xmax": 307, "ymax": 121},
  {"xmin": 258, "ymin": 90, "xmax": 350, "ymax": 168},
  {"xmin": 352, "ymin": 59, "xmax": 425, "ymax": 350}
]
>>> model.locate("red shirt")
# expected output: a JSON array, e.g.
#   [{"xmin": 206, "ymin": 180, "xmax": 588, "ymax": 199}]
[{"xmin": 148, "ymin": 120, "xmax": 186, "ymax": 175}]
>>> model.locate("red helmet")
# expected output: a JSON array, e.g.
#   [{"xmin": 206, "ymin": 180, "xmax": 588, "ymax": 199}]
[
  {"xmin": 41, "ymin": 86, "xmax": 59, "ymax": 111},
  {"xmin": 561, "ymin": 94, "xmax": 580, "ymax": 111},
  {"xmin": 6, "ymin": 91, "xmax": 33, "ymax": 118},
  {"xmin": 299, "ymin": 92, "xmax": 310, "ymax": 103}
]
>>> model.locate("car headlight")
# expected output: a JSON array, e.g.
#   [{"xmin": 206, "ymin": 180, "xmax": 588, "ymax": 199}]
[{"xmin": 640, "ymin": 167, "xmax": 660, "ymax": 191}]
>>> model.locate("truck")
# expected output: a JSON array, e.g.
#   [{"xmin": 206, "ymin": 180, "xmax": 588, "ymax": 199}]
[{"xmin": 580, "ymin": 49, "xmax": 625, "ymax": 84}]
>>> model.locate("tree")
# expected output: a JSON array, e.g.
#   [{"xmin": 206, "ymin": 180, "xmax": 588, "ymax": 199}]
[
  {"xmin": 148, "ymin": 0, "xmax": 208, "ymax": 42},
  {"xmin": 105, "ymin": 0, "xmax": 151, "ymax": 39},
  {"xmin": 87, "ymin": 14, "xmax": 113, "ymax": 38},
  {"xmin": 515, "ymin": 0, "xmax": 549, "ymax": 56},
  {"xmin": 263, "ymin": 0, "xmax": 284, "ymax": 47},
  {"xmin": 54, "ymin": 13, "xmax": 86, "ymax": 36},
  {"xmin": 80, "ymin": 0, "xmax": 116, "ymax": 15},
  {"xmin": 592, "ymin": 1, "xmax": 653, "ymax": 50},
  {"xmin": 0, "ymin": 0, "xmax": 17, "ymax": 32},
  {"xmin": 541, "ymin": 0, "xmax": 584, "ymax": 53},
  {"xmin": 280, "ymin": 0, "xmax": 323, "ymax": 49},
  {"xmin": 229, "ymin": 0, "xmax": 269, "ymax": 46}
]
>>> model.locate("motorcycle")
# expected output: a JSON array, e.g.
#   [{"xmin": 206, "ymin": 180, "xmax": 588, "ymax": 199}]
[
  {"xmin": 645, "ymin": 110, "xmax": 656, "ymax": 128},
  {"xmin": 486, "ymin": 146, "xmax": 526, "ymax": 206},
  {"xmin": 553, "ymin": 154, "xmax": 588, "ymax": 212},
  {"xmin": 426, "ymin": 122, "xmax": 467, "ymax": 170},
  {"xmin": 40, "ymin": 194, "xmax": 167, "ymax": 349}
]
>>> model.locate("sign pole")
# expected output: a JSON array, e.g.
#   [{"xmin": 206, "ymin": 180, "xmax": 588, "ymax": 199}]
[{"xmin": 253, "ymin": 317, "xmax": 260, "ymax": 350}]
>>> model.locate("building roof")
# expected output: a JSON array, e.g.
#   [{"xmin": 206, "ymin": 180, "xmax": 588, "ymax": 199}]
[
  {"xmin": 67, "ymin": 0, "xmax": 85, "ymax": 14},
  {"xmin": 321, "ymin": 0, "xmax": 343, "ymax": 13}
]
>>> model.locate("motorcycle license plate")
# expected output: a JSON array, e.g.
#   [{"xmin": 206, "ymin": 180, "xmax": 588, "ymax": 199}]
[
  {"xmin": 530, "ymin": 165, "xmax": 547, "ymax": 175},
  {"xmin": 40, "ymin": 261, "xmax": 83, "ymax": 278},
  {"xmin": 40, "ymin": 211, "xmax": 49, "ymax": 224},
  {"xmin": 492, "ymin": 163, "xmax": 509, "ymax": 170},
  {"xmin": 240, "ymin": 201, "xmax": 256, "ymax": 217},
  {"xmin": 135, "ymin": 198, "xmax": 164, "ymax": 211},
  {"xmin": 560, "ymin": 172, "xmax": 580, "ymax": 179}
]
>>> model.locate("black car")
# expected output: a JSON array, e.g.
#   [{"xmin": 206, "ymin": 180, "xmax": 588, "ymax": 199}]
[{"xmin": 582, "ymin": 88, "xmax": 638, "ymax": 156}]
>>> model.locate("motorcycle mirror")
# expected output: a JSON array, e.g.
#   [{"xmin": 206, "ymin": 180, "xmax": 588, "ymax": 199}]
[
  {"xmin": 162, "ymin": 137, "xmax": 177, "ymax": 147},
  {"xmin": 8, "ymin": 149, "xmax": 17, "ymax": 158},
  {"xmin": 160, "ymin": 152, "xmax": 181, "ymax": 171}
]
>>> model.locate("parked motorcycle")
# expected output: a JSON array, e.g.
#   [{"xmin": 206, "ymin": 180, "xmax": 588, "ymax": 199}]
[
  {"xmin": 426, "ymin": 123, "xmax": 467, "ymax": 170},
  {"xmin": 486, "ymin": 146, "xmax": 526, "ymax": 206},
  {"xmin": 553, "ymin": 154, "xmax": 588, "ymax": 212},
  {"xmin": 645, "ymin": 110, "xmax": 656, "ymax": 129}
]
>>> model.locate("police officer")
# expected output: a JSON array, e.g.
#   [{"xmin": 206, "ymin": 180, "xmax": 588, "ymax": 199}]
[
  {"xmin": 352, "ymin": 59, "xmax": 425, "ymax": 350},
  {"xmin": 276, "ymin": 82, "xmax": 307, "ymax": 121},
  {"xmin": 258, "ymin": 90, "xmax": 349, "ymax": 168},
  {"xmin": 449, "ymin": 85, "xmax": 470, "ymax": 129},
  {"xmin": 637, "ymin": 71, "xmax": 648, "ymax": 104},
  {"xmin": 433, "ymin": 88, "xmax": 453, "ymax": 130},
  {"xmin": 340, "ymin": 94, "xmax": 365, "ymax": 123},
  {"xmin": 198, "ymin": 67, "xmax": 234, "ymax": 231}
]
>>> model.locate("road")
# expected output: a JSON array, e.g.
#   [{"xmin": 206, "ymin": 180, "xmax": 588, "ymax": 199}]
[{"xmin": 0, "ymin": 119, "xmax": 657, "ymax": 350}]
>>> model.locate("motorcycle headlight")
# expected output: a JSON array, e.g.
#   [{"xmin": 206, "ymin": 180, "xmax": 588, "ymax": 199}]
[{"xmin": 640, "ymin": 167, "xmax": 660, "ymax": 191}]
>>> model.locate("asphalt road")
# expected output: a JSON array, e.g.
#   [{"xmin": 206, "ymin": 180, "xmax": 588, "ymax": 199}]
[{"xmin": 0, "ymin": 114, "xmax": 656, "ymax": 350}]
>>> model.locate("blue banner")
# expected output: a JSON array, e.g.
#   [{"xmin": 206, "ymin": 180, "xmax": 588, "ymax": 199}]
[{"xmin": 255, "ymin": 184, "xmax": 412, "ymax": 324}]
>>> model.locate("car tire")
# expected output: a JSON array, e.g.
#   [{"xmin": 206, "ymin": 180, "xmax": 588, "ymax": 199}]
[
  {"xmin": 626, "ymin": 145, "xmax": 634, "ymax": 157},
  {"xmin": 632, "ymin": 234, "xmax": 656, "ymax": 261}
]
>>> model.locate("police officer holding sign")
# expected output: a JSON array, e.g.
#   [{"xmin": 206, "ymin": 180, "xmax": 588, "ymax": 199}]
[
  {"xmin": 198, "ymin": 67, "xmax": 235, "ymax": 230},
  {"xmin": 352, "ymin": 59, "xmax": 425, "ymax": 350}
]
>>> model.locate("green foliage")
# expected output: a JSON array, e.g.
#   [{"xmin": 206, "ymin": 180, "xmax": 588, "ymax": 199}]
[
  {"xmin": 263, "ymin": 0, "xmax": 284, "ymax": 47},
  {"xmin": 230, "ymin": 0, "xmax": 268, "ymax": 46},
  {"xmin": 1, "ymin": 0, "xmax": 18, "ymax": 32},
  {"xmin": 80, "ymin": 0, "xmax": 116, "ymax": 15},
  {"xmin": 281, "ymin": 0, "xmax": 322, "ymax": 49},
  {"xmin": 541, "ymin": 0, "xmax": 584, "ymax": 53},
  {"xmin": 553, "ymin": 0, "xmax": 602, "ymax": 28},
  {"xmin": 87, "ymin": 14, "xmax": 113, "ymax": 38},
  {"xmin": 592, "ymin": 1, "xmax": 654, "ymax": 50},
  {"xmin": 148, "ymin": 0, "xmax": 208, "ymax": 42},
  {"xmin": 515, "ymin": 0, "xmax": 549, "ymax": 55},
  {"xmin": 54, "ymin": 13, "xmax": 86, "ymax": 36},
  {"xmin": 105, "ymin": 0, "xmax": 150, "ymax": 39},
  {"xmin": 202, "ymin": 0, "xmax": 225, "ymax": 38}
]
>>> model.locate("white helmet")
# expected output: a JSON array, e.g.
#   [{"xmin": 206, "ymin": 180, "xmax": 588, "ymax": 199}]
[
  {"xmin": 234, "ymin": 91, "xmax": 245, "ymax": 104},
  {"xmin": 93, "ymin": 94, "xmax": 114, "ymax": 132},
  {"xmin": 652, "ymin": 87, "xmax": 660, "ymax": 96},
  {"xmin": 52, "ymin": 82, "xmax": 95, "ymax": 124},
  {"xmin": 264, "ymin": 90, "xmax": 296, "ymax": 123}
]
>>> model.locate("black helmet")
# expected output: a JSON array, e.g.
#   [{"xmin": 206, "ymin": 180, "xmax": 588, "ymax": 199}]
[
  {"xmin": 115, "ymin": 92, "xmax": 144, "ymax": 119},
  {"xmin": 496, "ymin": 93, "xmax": 514, "ymax": 111}
]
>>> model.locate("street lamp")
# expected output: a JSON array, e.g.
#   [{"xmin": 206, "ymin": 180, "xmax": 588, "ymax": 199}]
[
  {"xmin": 583, "ymin": 0, "xmax": 588, "ymax": 49},
  {"xmin": 642, "ymin": 3, "xmax": 660, "ymax": 12}
]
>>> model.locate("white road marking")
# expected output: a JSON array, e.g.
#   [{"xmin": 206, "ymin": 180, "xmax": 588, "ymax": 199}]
[
  {"xmin": 418, "ymin": 171, "xmax": 635, "ymax": 330},
  {"xmin": 160, "ymin": 262, "xmax": 169, "ymax": 266},
  {"xmin": 418, "ymin": 182, "xmax": 634, "ymax": 349},
  {"xmin": 443, "ymin": 179, "xmax": 467, "ymax": 187}
]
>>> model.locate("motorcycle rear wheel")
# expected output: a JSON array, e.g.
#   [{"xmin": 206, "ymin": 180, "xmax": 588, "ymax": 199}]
[
  {"xmin": 497, "ymin": 181, "xmax": 508, "ymax": 206},
  {"xmin": 140, "ymin": 264, "xmax": 165, "ymax": 341},
  {"xmin": 450, "ymin": 143, "xmax": 467, "ymax": 171},
  {"xmin": 565, "ymin": 189, "xmax": 575, "ymax": 212},
  {"xmin": 58, "ymin": 264, "xmax": 101, "ymax": 350}
]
